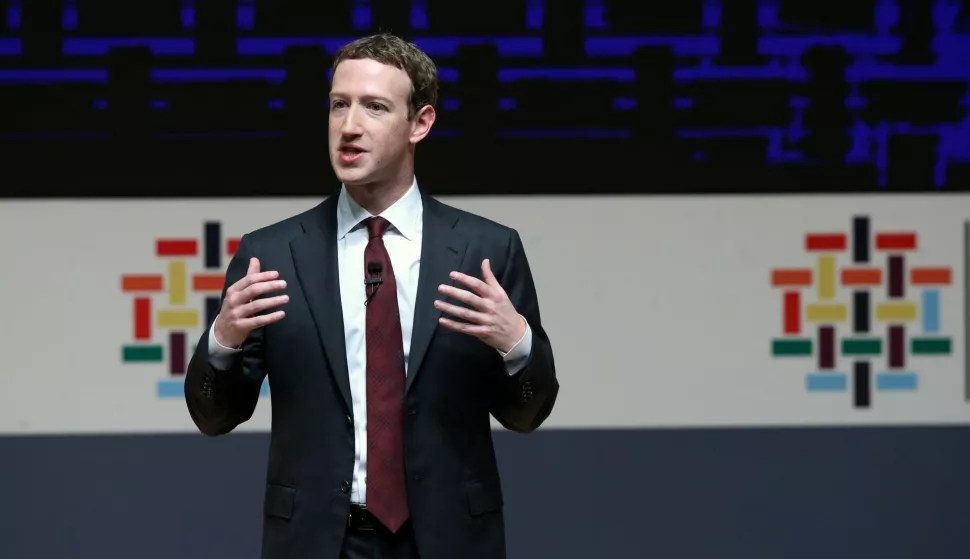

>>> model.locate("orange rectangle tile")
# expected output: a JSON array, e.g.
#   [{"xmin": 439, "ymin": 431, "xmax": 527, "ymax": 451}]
[
  {"xmin": 772, "ymin": 269, "xmax": 813, "ymax": 287},
  {"xmin": 911, "ymin": 267, "xmax": 951, "ymax": 285},
  {"xmin": 842, "ymin": 267, "xmax": 882, "ymax": 286},
  {"xmin": 122, "ymin": 274, "xmax": 163, "ymax": 292},
  {"xmin": 193, "ymin": 274, "xmax": 225, "ymax": 292}
]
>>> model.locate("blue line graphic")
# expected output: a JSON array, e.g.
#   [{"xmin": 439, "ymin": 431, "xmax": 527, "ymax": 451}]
[
  {"xmin": 876, "ymin": 373, "xmax": 918, "ymax": 391},
  {"xmin": 63, "ymin": 38, "xmax": 195, "ymax": 56},
  {"xmin": 922, "ymin": 290, "xmax": 941, "ymax": 333},
  {"xmin": 806, "ymin": 373, "xmax": 848, "ymax": 392}
]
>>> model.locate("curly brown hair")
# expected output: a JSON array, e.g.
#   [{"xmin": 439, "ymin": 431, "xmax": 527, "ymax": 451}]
[{"xmin": 332, "ymin": 33, "xmax": 439, "ymax": 120}]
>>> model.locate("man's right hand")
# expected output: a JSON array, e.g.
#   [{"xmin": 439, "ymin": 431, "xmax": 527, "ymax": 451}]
[{"xmin": 213, "ymin": 257, "xmax": 289, "ymax": 349}]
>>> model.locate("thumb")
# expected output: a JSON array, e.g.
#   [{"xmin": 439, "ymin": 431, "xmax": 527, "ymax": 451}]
[
  {"xmin": 481, "ymin": 258, "xmax": 497, "ymax": 285},
  {"xmin": 248, "ymin": 257, "xmax": 260, "ymax": 275}
]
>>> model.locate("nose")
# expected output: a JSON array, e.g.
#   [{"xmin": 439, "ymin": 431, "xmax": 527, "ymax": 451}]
[{"xmin": 339, "ymin": 104, "xmax": 363, "ymax": 137}]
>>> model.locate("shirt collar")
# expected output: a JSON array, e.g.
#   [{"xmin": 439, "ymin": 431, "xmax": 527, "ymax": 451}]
[{"xmin": 335, "ymin": 177, "xmax": 423, "ymax": 241}]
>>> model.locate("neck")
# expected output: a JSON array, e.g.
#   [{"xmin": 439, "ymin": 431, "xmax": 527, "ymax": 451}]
[
  {"xmin": 347, "ymin": 178, "xmax": 412, "ymax": 216},
  {"xmin": 346, "ymin": 165, "xmax": 415, "ymax": 216}
]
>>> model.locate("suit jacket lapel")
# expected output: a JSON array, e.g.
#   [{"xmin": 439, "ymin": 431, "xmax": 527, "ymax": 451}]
[
  {"xmin": 407, "ymin": 197, "xmax": 467, "ymax": 393},
  {"xmin": 288, "ymin": 197, "xmax": 354, "ymax": 414}
]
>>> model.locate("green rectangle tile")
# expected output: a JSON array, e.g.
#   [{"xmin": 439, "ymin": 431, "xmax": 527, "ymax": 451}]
[
  {"xmin": 911, "ymin": 337, "xmax": 951, "ymax": 355},
  {"xmin": 842, "ymin": 338, "xmax": 882, "ymax": 356},
  {"xmin": 123, "ymin": 345, "xmax": 164, "ymax": 362},
  {"xmin": 772, "ymin": 339, "xmax": 812, "ymax": 356}
]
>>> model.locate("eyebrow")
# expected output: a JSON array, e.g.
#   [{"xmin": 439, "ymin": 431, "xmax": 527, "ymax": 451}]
[{"xmin": 329, "ymin": 92, "xmax": 395, "ymax": 106}]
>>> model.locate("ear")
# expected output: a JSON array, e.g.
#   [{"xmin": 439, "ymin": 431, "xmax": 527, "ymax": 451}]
[{"xmin": 409, "ymin": 104, "xmax": 436, "ymax": 144}]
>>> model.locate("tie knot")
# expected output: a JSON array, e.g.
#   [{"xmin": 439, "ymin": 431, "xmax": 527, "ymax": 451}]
[{"xmin": 363, "ymin": 216, "xmax": 391, "ymax": 239}]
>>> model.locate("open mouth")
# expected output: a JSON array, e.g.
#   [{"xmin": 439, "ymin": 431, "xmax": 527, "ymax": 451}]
[{"xmin": 338, "ymin": 146, "xmax": 365, "ymax": 163}]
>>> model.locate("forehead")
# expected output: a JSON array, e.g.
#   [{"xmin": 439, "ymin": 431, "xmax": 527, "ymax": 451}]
[{"xmin": 330, "ymin": 58, "xmax": 412, "ymax": 101}]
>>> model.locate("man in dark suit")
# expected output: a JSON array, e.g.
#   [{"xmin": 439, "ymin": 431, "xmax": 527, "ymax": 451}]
[{"xmin": 183, "ymin": 33, "xmax": 558, "ymax": 559}]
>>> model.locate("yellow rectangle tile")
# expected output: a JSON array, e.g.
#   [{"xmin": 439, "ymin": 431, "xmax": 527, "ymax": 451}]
[
  {"xmin": 168, "ymin": 261, "xmax": 187, "ymax": 305},
  {"xmin": 806, "ymin": 303, "xmax": 847, "ymax": 322},
  {"xmin": 157, "ymin": 309, "xmax": 199, "ymax": 328},
  {"xmin": 876, "ymin": 302, "xmax": 917, "ymax": 322},
  {"xmin": 817, "ymin": 255, "xmax": 835, "ymax": 300}
]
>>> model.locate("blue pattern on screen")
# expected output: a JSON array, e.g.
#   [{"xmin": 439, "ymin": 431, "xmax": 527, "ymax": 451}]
[{"xmin": 0, "ymin": 0, "xmax": 968, "ymax": 186}]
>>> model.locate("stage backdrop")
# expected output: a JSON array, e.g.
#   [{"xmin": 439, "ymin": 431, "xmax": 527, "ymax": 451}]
[
  {"xmin": 1, "ymin": 193, "xmax": 969, "ymax": 559},
  {"xmin": 1, "ymin": 194, "xmax": 967, "ymax": 433}
]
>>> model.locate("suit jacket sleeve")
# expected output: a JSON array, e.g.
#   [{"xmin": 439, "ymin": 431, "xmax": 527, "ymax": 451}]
[
  {"xmin": 184, "ymin": 234, "xmax": 267, "ymax": 436},
  {"xmin": 490, "ymin": 228, "xmax": 559, "ymax": 433}
]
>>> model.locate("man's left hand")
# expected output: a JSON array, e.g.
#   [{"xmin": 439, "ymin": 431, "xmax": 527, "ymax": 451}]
[{"xmin": 435, "ymin": 259, "xmax": 526, "ymax": 353}]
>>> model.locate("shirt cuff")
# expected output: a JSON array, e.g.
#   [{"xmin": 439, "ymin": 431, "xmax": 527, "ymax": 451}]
[
  {"xmin": 208, "ymin": 318, "xmax": 241, "ymax": 370},
  {"xmin": 498, "ymin": 315, "xmax": 533, "ymax": 376}
]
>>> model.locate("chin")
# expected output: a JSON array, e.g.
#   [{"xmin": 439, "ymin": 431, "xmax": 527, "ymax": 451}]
[{"xmin": 334, "ymin": 168, "xmax": 371, "ymax": 187}]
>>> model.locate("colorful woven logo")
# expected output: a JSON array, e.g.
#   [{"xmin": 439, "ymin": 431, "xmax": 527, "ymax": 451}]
[
  {"xmin": 770, "ymin": 216, "xmax": 953, "ymax": 408},
  {"xmin": 120, "ymin": 222, "xmax": 268, "ymax": 399}
]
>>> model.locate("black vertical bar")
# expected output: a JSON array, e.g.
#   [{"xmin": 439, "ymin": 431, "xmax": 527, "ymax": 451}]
[
  {"xmin": 852, "ymin": 215, "xmax": 869, "ymax": 263},
  {"xmin": 853, "ymin": 291, "xmax": 870, "ymax": 333},
  {"xmin": 818, "ymin": 326, "xmax": 835, "ymax": 369},
  {"xmin": 206, "ymin": 297, "xmax": 221, "ymax": 327},
  {"xmin": 204, "ymin": 221, "xmax": 221, "ymax": 269},
  {"xmin": 854, "ymin": 361, "xmax": 871, "ymax": 408},
  {"xmin": 888, "ymin": 255, "xmax": 905, "ymax": 298},
  {"xmin": 169, "ymin": 332, "xmax": 187, "ymax": 375},
  {"xmin": 888, "ymin": 325, "xmax": 906, "ymax": 369}
]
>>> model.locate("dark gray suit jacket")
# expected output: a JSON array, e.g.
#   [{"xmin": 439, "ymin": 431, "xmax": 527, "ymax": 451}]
[{"xmin": 184, "ymin": 193, "xmax": 558, "ymax": 559}]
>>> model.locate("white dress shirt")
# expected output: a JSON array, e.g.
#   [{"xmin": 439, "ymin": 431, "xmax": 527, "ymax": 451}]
[{"xmin": 207, "ymin": 179, "xmax": 532, "ymax": 504}]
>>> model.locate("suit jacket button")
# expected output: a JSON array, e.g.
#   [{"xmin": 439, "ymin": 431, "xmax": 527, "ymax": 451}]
[
  {"xmin": 346, "ymin": 415, "xmax": 353, "ymax": 425},
  {"xmin": 340, "ymin": 481, "xmax": 350, "ymax": 493}
]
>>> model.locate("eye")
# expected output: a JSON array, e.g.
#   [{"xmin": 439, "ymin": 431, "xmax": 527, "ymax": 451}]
[
  {"xmin": 330, "ymin": 100, "xmax": 347, "ymax": 110},
  {"xmin": 367, "ymin": 102, "xmax": 387, "ymax": 112}
]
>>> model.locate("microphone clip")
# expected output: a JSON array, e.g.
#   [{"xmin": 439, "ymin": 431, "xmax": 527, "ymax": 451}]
[{"xmin": 365, "ymin": 261, "xmax": 384, "ymax": 304}]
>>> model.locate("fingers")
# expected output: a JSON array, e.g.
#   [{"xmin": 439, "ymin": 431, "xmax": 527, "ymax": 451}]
[
  {"xmin": 434, "ymin": 299, "xmax": 488, "ymax": 325},
  {"xmin": 438, "ymin": 316, "xmax": 488, "ymax": 336},
  {"xmin": 480, "ymin": 258, "xmax": 498, "ymax": 286},
  {"xmin": 224, "ymin": 265, "xmax": 287, "ymax": 322},
  {"xmin": 236, "ymin": 278, "xmax": 287, "ymax": 303},
  {"xmin": 450, "ymin": 270, "xmax": 490, "ymax": 296},
  {"xmin": 437, "ymin": 284, "xmax": 488, "ymax": 310},
  {"xmin": 237, "ymin": 310, "xmax": 286, "ymax": 330},
  {"xmin": 228, "ymin": 270, "xmax": 279, "ymax": 295},
  {"xmin": 237, "ymin": 294, "xmax": 290, "ymax": 318}
]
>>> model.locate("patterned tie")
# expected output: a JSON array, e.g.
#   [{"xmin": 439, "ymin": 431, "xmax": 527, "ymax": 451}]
[{"xmin": 362, "ymin": 216, "xmax": 410, "ymax": 532}]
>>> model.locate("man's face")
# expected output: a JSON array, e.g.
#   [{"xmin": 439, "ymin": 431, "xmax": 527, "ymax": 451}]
[{"xmin": 328, "ymin": 58, "xmax": 434, "ymax": 188}]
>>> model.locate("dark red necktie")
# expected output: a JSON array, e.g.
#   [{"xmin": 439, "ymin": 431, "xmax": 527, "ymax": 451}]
[{"xmin": 362, "ymin": 216, "xmax": 410, "ymax": 532}]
